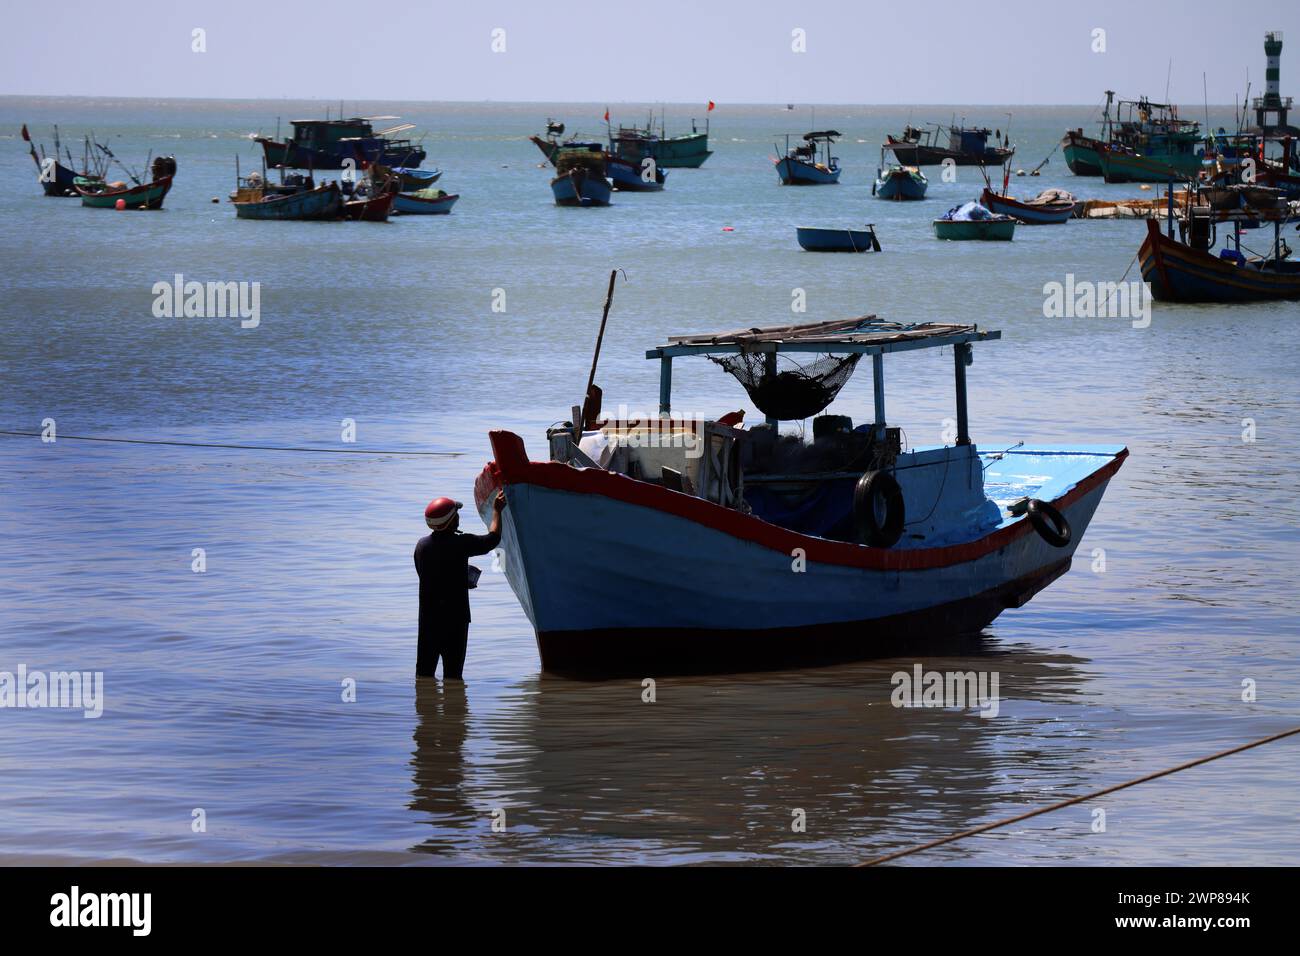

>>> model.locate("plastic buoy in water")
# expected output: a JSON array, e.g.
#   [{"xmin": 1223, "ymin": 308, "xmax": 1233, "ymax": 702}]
[
  {"xmin": 114, "ymin": 199, "xmax": 126, "ymax": 210},
  {"xmin": 211, "ymin": 197, "xmax": 219, "ymax": 203},
  {"xmin": 722, "ymin": 226, "xmax": 734, "ymax": 232}
]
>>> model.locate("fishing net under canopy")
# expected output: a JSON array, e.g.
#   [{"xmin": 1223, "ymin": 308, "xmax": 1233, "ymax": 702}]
[{"xmin": 710, "ymin": 350, "xmax": 861, "ymax": 421}]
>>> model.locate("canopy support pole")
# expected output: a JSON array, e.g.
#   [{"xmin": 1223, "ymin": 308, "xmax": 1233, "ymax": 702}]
[
  {"xmin": 658, "ymin": 356, "xmax": 673, "ymax": 415},
  {"xmin": 872, "ymin": 353, "xmax": 886, "ymax": 438},
  {"xmin": 954, "ymin": 343, "xmax": 971, "ymax": 446}
]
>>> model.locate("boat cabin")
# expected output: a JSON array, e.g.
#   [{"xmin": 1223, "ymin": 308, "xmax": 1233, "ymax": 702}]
[
  {"xmin": 547, "ymin": 317, "xmax": 1011, "ymax": 549},
  {"xmin": 288, "ymin": 118, "xmax": 375, "ymax": 149}
]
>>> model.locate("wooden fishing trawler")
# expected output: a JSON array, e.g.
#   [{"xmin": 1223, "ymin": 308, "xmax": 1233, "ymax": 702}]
[
  {"xmin": 774, "ymin": 131, "xmax": 842, "ymax": 185},
  {"xmin": 530, "ymin": 130, "xmax": 666, "ymax": 192},
  {"xmin": 884, "ymin": 123, "xmax": 1014, "ymax": 167},
  {"xmin": 230, "ymin": 164, "xmax": 343, "ymax": 221},
  {"xmin": 75, "ymin": 156, "xmax": 176, "ymax": 209},
  {"xmin": 1138, "ymin": 185, "xmax": 1300, "ymax": 301},
  {"xmin": 256, "ymin": 115, "xmax": 426, "ymax": 170},
  {"xmin": 609, "ymin": 111, "xmax": 712, "ymax": 168},
  {"xmin": 474, "ymin": 299, "xmax": 1126, "ymax": 677},
  {"xmin": 549, "ymin": 149, "xmax": 613, "ymax": 206}
]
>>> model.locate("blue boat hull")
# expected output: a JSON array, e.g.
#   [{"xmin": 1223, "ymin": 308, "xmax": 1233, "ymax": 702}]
[
  {"xmin": 607, "ymin": 156, "xmax": 666, "ymax": 191},
  {"xmin": 874, "ymin": 169, "xmax": 927, "ymax": 200},
  {"xmin": 551, "ymin": 170, "xmax": 612, "ymax": 207},
  {"xmin": 775, "ymin": 156, "xmax": 841, "ymax": 185},
  {"xmin": 40, "ymin": 159, "xmax": 97, "ymax": 197},
  {"xmin": 796, "ymin": 227, "xmax": 880, "ymax": 252},
  {"xmin": 233, "ymin": 184, "xmax": 343, "ymax": 221},
  {"xmin": 392, "ymin": 191, "xmax": 459, "ymax": 215},
  {"xmin": 476, "ymin": 431, "xmax": 1126, "ymax": 677}
]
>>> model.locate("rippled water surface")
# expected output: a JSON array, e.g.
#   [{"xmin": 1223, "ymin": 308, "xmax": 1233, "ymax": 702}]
[{"xmin": 0, "ymin": 99, "xmax": 1297, "ymax": 864}]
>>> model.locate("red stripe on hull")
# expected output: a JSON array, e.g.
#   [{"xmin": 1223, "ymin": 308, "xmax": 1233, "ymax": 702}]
[{"xmin": 475, "ymin": 431, "xmax": 1127, "ymax": 573}]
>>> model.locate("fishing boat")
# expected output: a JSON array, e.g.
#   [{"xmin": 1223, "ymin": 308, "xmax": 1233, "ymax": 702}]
[
  {"xmin": 232, "ymin": 171, "xmax": 343, "ymax": 221},
  {"xmin": 343, "ymin": 189, "xmax": 395, "ymax": 221},
  {"xmin": 256, "ymin": 116, "xmax": 426, "ymax": 170},
  {"xmin": 21, "ymin": 125, "xmax": 105, "ymax": 196},
  {"xmin": 1062, "ymin": 128, "xmax": 1106, "ymax": 177},
  {"xmin": 1096, "ymin": 141, "xmax": 1202, "ymax": 184},
  {"xmin": 609, "ymin": 112, "xmax": 712, "ymax": 168},
  {"xmin": 873, "ymin": 150, "xmax": 928, "ymax": 200},
  {"xmin": 774, "ymin": 131, "xmax": 841, "ymax": 185},
  {"xmin": 1062, "ymin": 90, "xmax": 1116, "ymax": 176},
  {"xmin": 473, "ymin": 308, "xmax": 1126, "ymax": 677},
  {"xmin": 1138, "ymin": 198, "xmax": 1300, "ymax": 302},
  {"xmin": 550, "ymin": 150, "xmax": 612, "ymax": 207},
  {"xmin": 530, "ymin": 133, "xmax": 666, "ymax": 192},
  {"xmin": 377, "ymin": 165, "xmax": 441, "ymax": 191},
  {"xmin": 934, "ymin": 201, "xmax": 1016, "ymax": 240},
  {"xmin": 75, "ymin": 156, "xmax": 176, "ymax": 209},
  {"xmin": 979, "ymin": 187, "xmax": 1075, "ymax": 224},
  {"xmin": 795, "ymin": 225, "xmax": 881, "ymax": 252},
  {"xmin": 883, "ymin": 124, "xmax": 1014, "ymax": 166},
  {"xmin": 392, "ymin": 188, "xmax": 459, "ymax": 214},
  {"xmin": 1203, "ymin": 131, "xmax": 1300, "ymax": 200}
]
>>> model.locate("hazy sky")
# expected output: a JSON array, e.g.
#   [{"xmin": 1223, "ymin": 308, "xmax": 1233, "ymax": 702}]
[{"xmin": 2, "ymin": 0, "xmax": 1296, "ymax": 105}]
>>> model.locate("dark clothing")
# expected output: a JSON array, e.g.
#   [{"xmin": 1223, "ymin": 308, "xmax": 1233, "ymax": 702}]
[
  {"xmin": 414, "ymin": 528, "xmax": 499, "ymax": 678},
  {"xmin": 418, "ymin": 620, "xmax": 469, "ymax": 680}
]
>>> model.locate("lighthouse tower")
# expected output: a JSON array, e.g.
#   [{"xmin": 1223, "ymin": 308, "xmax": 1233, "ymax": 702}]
[{"xmin": 1254, "ymin": 31, "xmax": 1296, "ymax": 134}]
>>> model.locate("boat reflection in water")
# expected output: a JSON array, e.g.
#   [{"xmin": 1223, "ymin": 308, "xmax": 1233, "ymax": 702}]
[{"xmin": 407, "ymin": 641, "xmax": 1096, "ymax": 863}]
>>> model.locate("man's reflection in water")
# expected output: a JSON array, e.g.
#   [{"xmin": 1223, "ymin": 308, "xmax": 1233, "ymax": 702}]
[{"xmin": 409, "ymin": 678, "xmax": 473, "ymax": 854}]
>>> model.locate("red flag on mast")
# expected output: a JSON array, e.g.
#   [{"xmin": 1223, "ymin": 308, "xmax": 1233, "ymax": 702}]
[
  {"xmin": 707, "ymin": 101, "xmax": 715, "ymax": 112},
  {"xmin": 21, "ymin": 124, "xmax": 31, "ymax": 142},
  {"xmin": 603, "ymin": 108, "xmax": 610, "ymax": 122}
]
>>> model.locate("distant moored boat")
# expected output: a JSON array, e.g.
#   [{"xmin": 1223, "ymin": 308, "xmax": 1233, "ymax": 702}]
[
  {"xmin": 76, "ymin": 156, "xmax": 176, "ymax": 209},
  {"xmin": 774, "ymin": 131, "xmax": 842, "ymax": 185},
  {"xmin": 874, "ymin": 151, "xmax": 927, "ymax": 200}
]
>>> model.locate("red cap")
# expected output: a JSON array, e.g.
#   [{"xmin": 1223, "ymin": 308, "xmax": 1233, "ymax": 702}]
[{"xmin": 424, "ymin": 496, "xmax": 463, "ymax": 530}]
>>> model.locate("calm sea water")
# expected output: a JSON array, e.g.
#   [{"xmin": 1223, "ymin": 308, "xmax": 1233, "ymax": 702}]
[{"xmin": 0, "ymin": 98, "xmax": 1297, "ymax": 865}]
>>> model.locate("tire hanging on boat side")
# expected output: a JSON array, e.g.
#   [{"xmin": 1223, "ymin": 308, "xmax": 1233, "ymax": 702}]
[
  {"xmin": 1027, "ymin": 498, "xmax": 1071, "ymax": 548},
  {"xmin": 853, "ymin": 470, "xmax": 905, "ymax": 548}
]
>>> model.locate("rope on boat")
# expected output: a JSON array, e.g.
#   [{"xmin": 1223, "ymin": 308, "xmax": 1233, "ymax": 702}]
[
  {"xmin": 0, "ymin": 430, "xmax": 461, "ymax": 457},
  {"xmin": 856, "ymin": 725, "xmax": 1300, "ymax": 866}
]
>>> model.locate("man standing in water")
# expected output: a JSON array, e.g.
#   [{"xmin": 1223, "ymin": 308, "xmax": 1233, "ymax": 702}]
[{"xmin": 414, "ymin": 490, "xmax": 506, "ymax": 679}]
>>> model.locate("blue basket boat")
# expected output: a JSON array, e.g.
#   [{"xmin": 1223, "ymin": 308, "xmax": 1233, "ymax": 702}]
[{"xmin": 796, "ymin": 225, "xmax": 882, "ymax": 252}]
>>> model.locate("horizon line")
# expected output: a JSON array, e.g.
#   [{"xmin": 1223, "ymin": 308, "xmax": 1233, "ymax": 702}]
[{"xmin": 0, "ymin": 93, "xmax": 1246, "ymax": 109}]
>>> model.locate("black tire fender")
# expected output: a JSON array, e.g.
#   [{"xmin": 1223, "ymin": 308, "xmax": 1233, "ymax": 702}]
[
  {"xmin": 1027, "ymin": 498, "xmax": 1071, "ymax": 548},
  {"xmin": 853, "ymin": 470, "xmax": 905, "ymax": 548}
]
